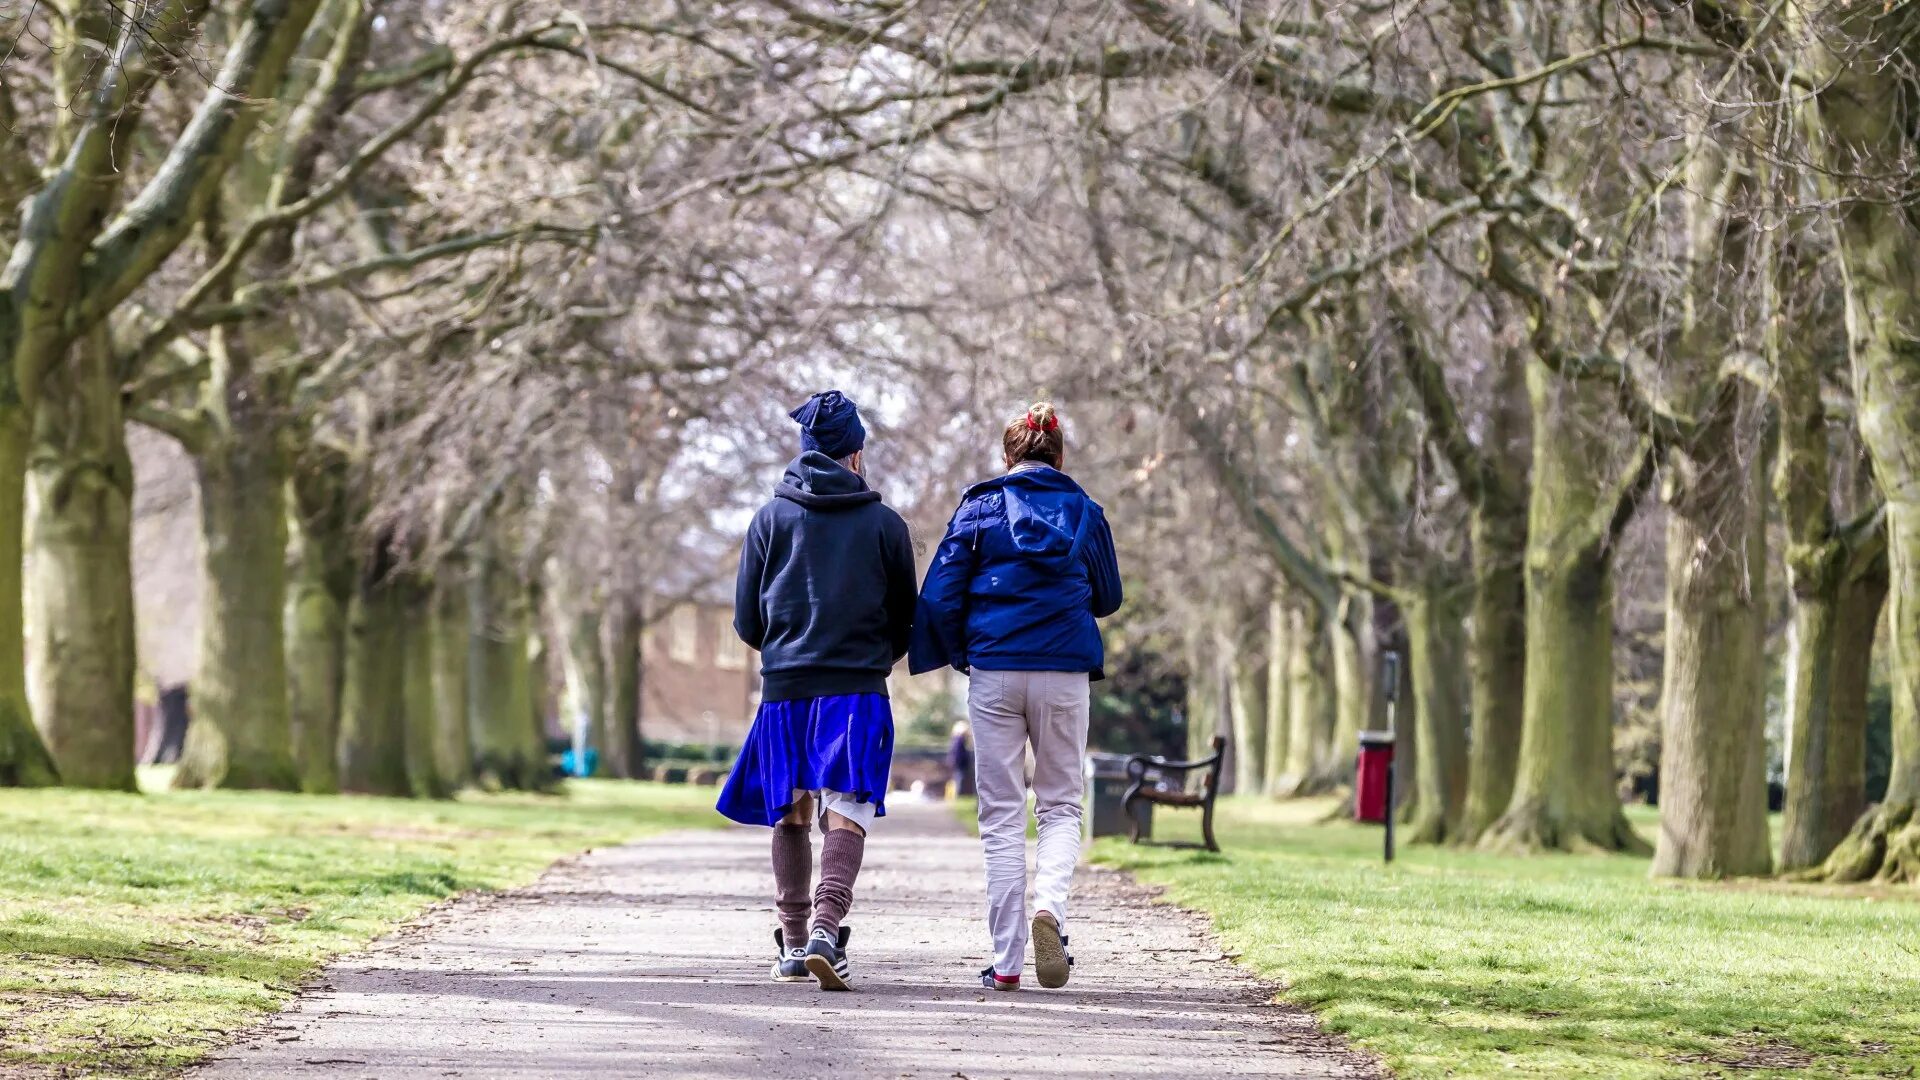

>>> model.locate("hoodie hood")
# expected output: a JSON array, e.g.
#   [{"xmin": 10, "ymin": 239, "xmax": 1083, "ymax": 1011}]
[
  {"xmin": 774, "ymin": 451, "xmax": 883, "ymax": 510},
  {"xmin": 964, "ymin": 465, "xmax": 1095, "ymax": 563}
]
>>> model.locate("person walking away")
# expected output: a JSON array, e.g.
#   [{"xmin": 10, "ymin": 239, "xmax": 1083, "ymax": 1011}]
[
  {"xmin": 947, "ymin": 721, "xmax": 975, "ymax": 798},
  {"xmin": 716, "ymin": 390, "xmax": 917, "ymax": 991},
  {"xmin": 908, "ymin": 402, "xmax": 1123, "ymax": 992}
]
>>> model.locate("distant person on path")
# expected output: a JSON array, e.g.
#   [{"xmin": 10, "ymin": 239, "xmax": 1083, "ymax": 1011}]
[
  {"xmin": 716, "ymin": 390, "xmax": 917, "ymax": 991},
  {"xmin": 909, "ymin": 402, "xmax": 1123, "ymax": 992},
  {"xmin": 947, "ymin": 721, "xmax": 975, "ymax": 798}
]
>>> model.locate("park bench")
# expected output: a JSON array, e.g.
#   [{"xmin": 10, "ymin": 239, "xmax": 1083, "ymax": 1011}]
[{"xmin": 1121, "ymin": 736, "xmax": 1226, "ymax": 853}]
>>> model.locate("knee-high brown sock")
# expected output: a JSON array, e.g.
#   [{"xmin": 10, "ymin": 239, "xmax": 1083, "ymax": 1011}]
[
  {"xmin": 811, "ymin": 827, "xmax": 866, "ymax": 936},
  {"xmin": 772, "ymin": 823, "xmax": 812, "ymax": 947}
]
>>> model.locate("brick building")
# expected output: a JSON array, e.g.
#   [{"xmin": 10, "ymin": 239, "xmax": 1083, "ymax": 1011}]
[{"xmin": 641, "ymin": 601, "xmax": 760, "ymax": 746}]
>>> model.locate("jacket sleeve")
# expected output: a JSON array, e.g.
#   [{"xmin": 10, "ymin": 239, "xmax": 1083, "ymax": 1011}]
[
  {"xmin": 882, "ymin": 513, "xmax": 917, "ymax": 663},
  {"xmin": 732, "ymin": 512, "xmax": 768, "ymax": 650},
  {"xmin": 1084, "ymin": 505, "xmax": 1123, "ymax": 619},
  {"xmin": 908, "ymin": 503, "xmax": 976, "ymax": 675}
]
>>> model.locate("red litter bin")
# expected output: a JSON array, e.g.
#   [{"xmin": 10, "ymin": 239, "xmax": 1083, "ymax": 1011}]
[{"xmin": 1355, "ymin": 730, "xmax": 1396, "ymax": 824}]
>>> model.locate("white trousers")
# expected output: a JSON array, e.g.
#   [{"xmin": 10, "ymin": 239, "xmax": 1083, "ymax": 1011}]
[{"xmin": 968, "ymin": 669, "xmax": 1090, "ymax": 978}]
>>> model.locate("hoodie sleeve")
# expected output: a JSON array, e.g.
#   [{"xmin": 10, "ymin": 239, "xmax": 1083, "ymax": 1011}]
[
  {"xmin": 732, "ymin": 510, "xmax": 769, "ymax": 650},
  {"xmin": 882, "ymin": 511, "xmax": 917, "ymax": 663},
  {"xmin": 1084, "ymin": 504, "xmax": 1123, "ymax": 619},
  {"xmin": 908, "ymin": 501, "xmax": 977, "ymax": 675}
]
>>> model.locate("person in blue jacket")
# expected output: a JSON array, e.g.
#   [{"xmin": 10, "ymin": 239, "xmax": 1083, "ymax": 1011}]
[
  {"xmin": 909, "ymin": 401, "xmax": 1122, "ymax": 992},
  {"xmin": 717, "ymin": 390, "xmax": 916, "ymax": 991}
]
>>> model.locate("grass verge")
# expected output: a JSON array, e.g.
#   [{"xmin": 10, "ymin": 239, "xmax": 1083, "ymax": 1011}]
[
  {"xmin": 1094, "ymin": 797, "xmax": 1919, "ymax": 1079},
  {"xmin": 0, "ymin": 775, "xmax": 718, "ymax": 1078}
]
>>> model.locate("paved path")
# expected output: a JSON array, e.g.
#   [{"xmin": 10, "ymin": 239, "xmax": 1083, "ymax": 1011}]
[{"xmin": 196, "ymin": 800, "xmax": 1377, "ymax": 1079}]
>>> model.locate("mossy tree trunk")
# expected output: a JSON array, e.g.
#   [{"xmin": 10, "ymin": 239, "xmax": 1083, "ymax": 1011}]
[
  {"xmin": 25, "ymin": 327, "xmax": 134, "ymax": 789},
  {"xmin": 468, "ymin": 541, "xmax": 548, "ymax": 791},
  {"xmin": 1277, "ymin": 604, "xmax": 1335, "ymax": 795},
  {"xmin": 1650, "ymin": 130, "xmax": 1774, "ymax": 880},
  {"xmin": 400, "ymin": 578, "xmax": 448, "ymax": 799},
  {"xmin": 0, "ymin": 409, "xmax": 58, "ymax": 787},
  {"xmin": 173, "ymin": 373, "xmax": 296, "ymax": 790},
  {"xmin": 1460, "ymin": 496, "xmax": 1528, "ymax": 840},
  {"xmin": 1394, "ymin": 307, "xmax": 1533, "ymax": 844},
  {"xmin": 1650, "ymin": 396, "xmax": 1772, "ymax": 877},
  {"xmin": 1320, "ymin": 595, "xmax": 1373, "ymax": 790},
  {"xmin": 1780, "ymin": 553, "xmax": 1886, "ymax": 871},
  {"xmin": 1229, "ymin": 639, "xmax": 1268, "ymax": 796},
  {"xmin": 338, "ymin": 541, "xmax": 410, "ymax": 797},
  {"xmin": 1263, "ymin": 593, "xmax": 1291, "ymax": 793},
  {"xmin": 1405, "ymin": 578, "xmax": 1469, "ymax": 844},
  {"xmin": 285, "ymin": 451, "xmax": 353, "ymax": 794},
  {"xmin": 1771, "ymin": 222, "xmax": 1887, "ymax": 872},
  {"xmin": 1481, "ymin": 363, "xmax": 1647, "ymax": 854},
  {"xmin": 599, "ymin": 601, "xmax": 644, "ymax": 779},
  {"xmin": 1821, "ymin": 509, "xmax": 1920, "ymax": 883},
  {"xmin": 1792, "ymin": 3, "xmax": 1920, "ymax": 882},
  {"xmin": 0, "ymin": 0, "xmax": 312, "ymax": 788},
  {"xmin": 1182, "ymin": 631, "xmax": 1220, "ymax": 763},
  {"xmin": 430, "ymin": 571, "xmax": 473, "ymax": 790}
]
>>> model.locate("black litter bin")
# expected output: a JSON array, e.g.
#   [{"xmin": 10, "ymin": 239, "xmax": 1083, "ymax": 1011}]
[{"xmin": 1085, "ymin": 752, "xmax": 1151, "ymax": 840}]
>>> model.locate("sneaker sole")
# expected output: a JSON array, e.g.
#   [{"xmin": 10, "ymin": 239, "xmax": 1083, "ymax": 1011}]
[
  {"xmin": 771, "ymin": 969, "xmax": 809, "ymax": 983},
  {"xmin": 805, "ymin": 954, "xmax": 851, "ymax": 991},
  {"xmin": 1031, "ymin": 915, "xmax": 1069, "ymax": 988}
]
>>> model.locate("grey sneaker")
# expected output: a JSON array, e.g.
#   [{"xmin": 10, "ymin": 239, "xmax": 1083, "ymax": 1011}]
[
  {"xmin": 1031, "ymin": 911, "xmax": 1073, "ymax": 989},
  {"xmin": 771, "ymin": 929, "xmax": 808, "ymax": 983},
  {"xmin": 803, "ymin": 926, "xmax": 853, "ymax": 991}
]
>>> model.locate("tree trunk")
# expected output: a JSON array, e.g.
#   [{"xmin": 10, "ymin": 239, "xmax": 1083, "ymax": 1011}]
[
  {"xmin": 1481, "ymin": 365, "xmax": 1645, "ymax": 853},
  {"xmin": 430, "ymin": 573, "xmax": 473, "ymax": 790},
  {"xmin": 1460, "ymin": 494, "xmax": 1529, "ymax": 841},
  {"xmin": 400, "ymin": 581, "xmax": 448, "ymax": 799},
  {"xmin": 550, "ymin": 564, "xmax": 607, "ymax": 776},
  {"xmin": 338, "ymin": 559, "xmax": 410, "ymax": 797},
  {"xmin": 599, "ymin": 602, "xmax": 644, "ymax": 779},
  {"xmin": 1263, "ymin": 593, "xmax": 1291, "ymax": 793},
  {"xmin": 0, "ymin": 408, "xmax": 59, "ymax": 787},
  {"xmin": 174, "ymin": 423, "xmax": 297, "ymax": 790},
  {"xmin": 1772, "ymin": 251, "xmax": 1889, "ymax": 870},
  {"xmin": 468, "ymin": 545, "xmax": 549, "ymax": 791},
  {"xmin": 1405, "ymin": 580, "xmax": 1469, "ymax": 844},
  {"xmin": 1821, "ymin": 508, "xmax": 1920, "ymax": 882},
  {"xmin": 1451, "ymin": 341, "xmax": 1532, "ymax": 843},
  {"xmin": 25, "ymin": 329, "xmax": 134, "ymax": 789},
  {"xmin": 1183, "ymin": 631, "xmax": 1219, "ymax": 763},
  {"xmin": 1276, "ymin": 604, "xmax": 1335, "ymax": 795},
  {"xmin": 1795, "ymin": 5, "xmax": 1920, "ymax": 881},
  {"xmin": 1650, "ymin": 400, "xmax": 1773, "ymax": 878},
  {"xmin": 1317, "ymin": 596, "xmax": 1372, "ymax": 789},
  {"xmin": 1781, "ymin": 559, "xmax": 1887, "ymax": 870},
  {"xmin": 1229, "ymin": 644, "xmax": 1267, "ymax": 796},
  {"xmin": 285, "ymin": 456, "xmax": 352, "ymax": 794}
]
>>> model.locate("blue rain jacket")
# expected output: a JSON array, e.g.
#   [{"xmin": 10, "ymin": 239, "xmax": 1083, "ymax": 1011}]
[{"xmin": 908, "ymin": 465, "xmax": 1122, "ymax": 679}]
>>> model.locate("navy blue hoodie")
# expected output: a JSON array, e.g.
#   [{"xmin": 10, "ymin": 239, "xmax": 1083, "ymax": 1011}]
[
  {"xmin": 734, "ymin": 452, "xmax": 917, "ymax": 701},
  {"xmin": 908, "ymin": 464, "xmax": 1122, "ymax": 679}
]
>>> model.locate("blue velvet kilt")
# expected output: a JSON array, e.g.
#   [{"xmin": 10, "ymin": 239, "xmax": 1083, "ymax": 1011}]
[{"xmin": 715, "ymin": 693, "xmax": 895, "ymax": 827}]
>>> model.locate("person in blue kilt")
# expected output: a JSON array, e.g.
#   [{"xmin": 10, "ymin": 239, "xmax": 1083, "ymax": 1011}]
[{"xmin": 715, "ymin": 390, "xmax": 915, "ymax": 991}]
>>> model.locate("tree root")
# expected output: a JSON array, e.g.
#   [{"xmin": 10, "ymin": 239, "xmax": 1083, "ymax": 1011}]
[
  {"xmin": 1817, "ymin": 801, "xmax": 1920, "ymax": 884},
  {"xmin": 1478, "ymin": 800, "xmax": 1652, "ymax": 855}
]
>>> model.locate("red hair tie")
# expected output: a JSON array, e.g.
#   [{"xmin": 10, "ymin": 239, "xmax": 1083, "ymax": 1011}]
[{"xmin": 1026, "ymin": 414, "xmax": 1058, "ymax": 432}]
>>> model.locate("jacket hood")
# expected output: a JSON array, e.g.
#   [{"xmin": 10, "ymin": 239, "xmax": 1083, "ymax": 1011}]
[
  {"xmin": 965, "ymin": 466, "xmax": 1096, "ymax": 562},
  {"xmin": 775, "ymin": 451, "xmax": 883, "ymax": 510}
]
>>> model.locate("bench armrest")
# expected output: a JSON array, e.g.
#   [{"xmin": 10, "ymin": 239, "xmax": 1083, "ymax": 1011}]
[{"xmin": 1125, "ymin": 737, "xmax": 1227, "ymax": 781}]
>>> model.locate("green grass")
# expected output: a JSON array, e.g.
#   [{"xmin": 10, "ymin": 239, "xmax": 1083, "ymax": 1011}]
[
  {"xmin": 0, "ymin": 773, "xmax": 719, "ymax": 1077},
  {"xmin": 1094, "ymin": 797, "xmax": 1920, "ymax": 1079}
]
